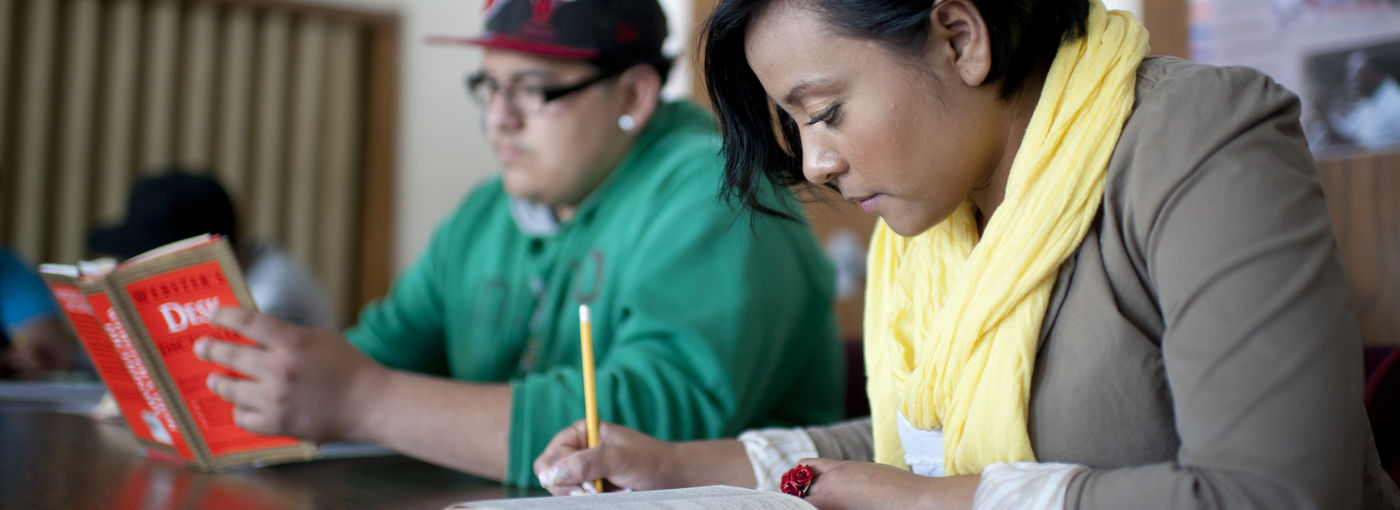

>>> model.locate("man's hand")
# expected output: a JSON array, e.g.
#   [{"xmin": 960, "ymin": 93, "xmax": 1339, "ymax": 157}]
[
  {"xmin": 196, "ymin": 307, "xmax": 386, "ymax": 442},
  {"xmin": 2, "ymin": 318, "xmax": 77, "ymax": 378}
]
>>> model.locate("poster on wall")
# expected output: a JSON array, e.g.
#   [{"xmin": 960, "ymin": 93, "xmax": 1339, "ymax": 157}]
[
  {"xmin": 1189, "ymin": 0, "xmax": 1400, "ymax": 155},
  {"xmin": 1303, "ymin": 40, "xmax": 1400, "ymax": 150}
]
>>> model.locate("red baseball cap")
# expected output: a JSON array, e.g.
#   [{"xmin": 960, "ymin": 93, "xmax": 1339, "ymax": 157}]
[{"xmin": 428, "ymin": 0, "xmax": 669, "ymax": 68}]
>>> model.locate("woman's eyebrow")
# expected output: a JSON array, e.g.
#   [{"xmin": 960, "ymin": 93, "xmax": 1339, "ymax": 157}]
[{"xmin": 782, "ymin": 77, "xmax": 835, "ymax": 107}]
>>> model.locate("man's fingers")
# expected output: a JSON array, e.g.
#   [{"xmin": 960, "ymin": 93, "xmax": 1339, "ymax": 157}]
[
  {"xmin": 231, "ymin": 406, "xmax": 273, "ymax": 435},
  {"xmin": 206, "ymin": 373, "xmax": 265, "ymax": 410},
  {"xmin": 195, "ymin": 338, "xmax": 267, "ymax": 379},
  {"xmin": 210, "ymin": 308, "xmax": 294, "ymax": 347}
]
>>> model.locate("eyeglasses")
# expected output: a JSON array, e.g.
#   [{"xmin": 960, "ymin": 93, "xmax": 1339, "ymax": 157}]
[{"xmin": 466, "ymin": 68, "xmax": 624, "ymax": 114}]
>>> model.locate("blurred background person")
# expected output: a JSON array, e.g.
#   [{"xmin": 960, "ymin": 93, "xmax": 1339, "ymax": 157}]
[
  {"xmin": 1327, "ymin": 51, "xmax": 1400, "ymax": 149},
  {"xmin": 88, "ymin": 169, "xmax": 336, "ymax": 329},
  {"xmin": 0, "ymin": 247, "xmax": 78, "ymax": 379}
]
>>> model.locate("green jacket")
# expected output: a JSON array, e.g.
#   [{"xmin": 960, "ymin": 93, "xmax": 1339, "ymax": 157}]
[{"xmin": 347, "ymin": 101, "xmax": 844, "ymax": 486}]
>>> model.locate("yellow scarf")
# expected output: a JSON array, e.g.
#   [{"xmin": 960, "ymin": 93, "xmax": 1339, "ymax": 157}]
[{"xmin": 864, "ymin": 1, "xmax": 1148, "ymax": 475}]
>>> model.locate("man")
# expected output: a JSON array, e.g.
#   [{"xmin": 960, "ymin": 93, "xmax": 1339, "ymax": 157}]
[{"xmin": 195, "ymin": 0, "xmax": 844, "ymax": 487}]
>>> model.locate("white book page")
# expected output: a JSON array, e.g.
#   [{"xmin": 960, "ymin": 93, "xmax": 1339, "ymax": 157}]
[
  {"xmin": 120, "ymin": 233, "xmax": 215, "ymax": 266},
  {"xmin": 447, "ymin": 485, "xmax": 816, "ymax": 510},
  {"xmin": 38, "ymin": 264, "xmax": 80, "ymax": 277}
]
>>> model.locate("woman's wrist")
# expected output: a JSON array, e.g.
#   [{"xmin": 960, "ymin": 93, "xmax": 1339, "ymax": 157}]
[{"xmin": 669, "ymin": 439, "xmax": 754, "ymax": 488}]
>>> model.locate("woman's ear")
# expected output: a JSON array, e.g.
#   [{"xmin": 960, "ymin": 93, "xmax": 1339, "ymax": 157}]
[
  {"xmin": 928, "ymin": 0, "xmax": 992, "ymax": 88},
  {"xmin": 616, "ymin": 64, "xmax": 662, "ymax": 134}
]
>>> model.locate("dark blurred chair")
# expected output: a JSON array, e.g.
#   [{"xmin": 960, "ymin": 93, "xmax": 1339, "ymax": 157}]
[
  {"xmin": 844, "ymin": 340, "xmax": 869, "ymax": 419},
  {"xmin": 1365, "ymin": 345, "xmax": 1400, "ymax": 485}
]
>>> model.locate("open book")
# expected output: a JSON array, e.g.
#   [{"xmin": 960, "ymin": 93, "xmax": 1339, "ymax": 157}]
[
  {"xmin": 447, "ymin": 486, "xmax": 816, "ymax": 509},
  {"xmin": 40, "ymin": 234, "xmax": 317, "ymax": 471}
]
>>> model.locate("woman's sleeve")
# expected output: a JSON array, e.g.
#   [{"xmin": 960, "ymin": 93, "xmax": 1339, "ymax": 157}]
[
  {"xmin": 1061, "ymin": 64, "xmax": 1368, "ymax": 508},
  {"xmin": 805, "ymin": 417, "xmax": 875, "ymax": 462},
  {"xmin": 738, "ymin": 418, "xmax": 876, "ymax": 491}
]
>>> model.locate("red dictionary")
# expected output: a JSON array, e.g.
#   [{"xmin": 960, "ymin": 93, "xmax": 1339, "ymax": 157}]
[{"xmin": 41, "ymin": 235, "xmax": 316, "ymax": 471}]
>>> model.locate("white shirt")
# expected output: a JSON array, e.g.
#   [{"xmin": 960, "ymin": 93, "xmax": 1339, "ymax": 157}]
[{"xmin": 243, "ymin": 241, "xmax": 336, "ymax": 329}]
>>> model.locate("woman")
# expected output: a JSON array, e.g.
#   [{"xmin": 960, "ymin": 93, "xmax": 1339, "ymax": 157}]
[{"xmin": 531, "ymin": 0, "xmax": 1400, "ymax": 506}]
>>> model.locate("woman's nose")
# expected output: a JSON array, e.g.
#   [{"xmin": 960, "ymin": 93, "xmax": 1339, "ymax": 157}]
[{"xmin": 801, "ymin": 135, "xmax": 848, "ymax": 187}]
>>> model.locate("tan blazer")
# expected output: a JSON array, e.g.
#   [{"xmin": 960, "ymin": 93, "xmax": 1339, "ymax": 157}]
[{"xmin": 807, "ymin": 57, "xmax": 1400, "ymax": 509}]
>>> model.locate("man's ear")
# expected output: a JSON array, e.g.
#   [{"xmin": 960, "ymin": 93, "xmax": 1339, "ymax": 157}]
[
  {"xmin": 927, "ymin": 0, "xmax": 992, "ymax": 87},
  {"xmin": 616, "ymin": 64, "xmax": 662, "ymax": 133}
]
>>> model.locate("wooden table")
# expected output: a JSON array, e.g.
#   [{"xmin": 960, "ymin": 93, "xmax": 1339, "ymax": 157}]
[{"xmin": 0, "ymin": 383, "xmax": 546, "ymax": 509}]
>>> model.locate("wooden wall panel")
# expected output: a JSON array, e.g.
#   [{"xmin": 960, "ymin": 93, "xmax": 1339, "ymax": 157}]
[
  {"xmin": 12, "ymin": 0, "xmax": 58, "ymax": 261},
  {"xmin": 688, "ymin": 0, "xmax": 718, "ymax": 111},
  {"xmin": 356, "ymin": 18, "xmax": 399, "ymax": 315},
  {"xmin": 0, "ymin": 0, "xmax": 13, "ymax": 235},
  {"xmin": 286, "ymin": 17, "xmax": 327, "ymax": 269},
  {"xmin": 319, "ymin": 21, "xmax": 363, "ymax": 324},
  {"xmin": 1143, "ymin": 0, "xmax": 1189, "ymax": 59},
  {"xmin": 96, "ymin": 0, "xmax": 142, "ymax": 223},
  {"xmin": 249, "ymin": 12, "xmax": 290, "ymax": 241},
  {"xmin": 54, "ymin": 0, "xmax": 101, "ymax": 263},
  {"xmin": 139, "ymin": 0, "xmax": 181, "ymax": 171},
  {"xmin": 1317, "ymin": 153, "xmax": 1400, "ymax": 346},
  {"xmin": 178, "ymin": 1, "xmax": 219, "ymax": 166},
  {"xmin": 214, "ymin": 6, "xmax": 254, "ymax": 205}
]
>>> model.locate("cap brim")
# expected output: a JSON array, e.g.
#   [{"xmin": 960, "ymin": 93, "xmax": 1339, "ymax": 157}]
[{"xmin": 425, "ymin": 33, "xmax": 600, "ymax": 59}]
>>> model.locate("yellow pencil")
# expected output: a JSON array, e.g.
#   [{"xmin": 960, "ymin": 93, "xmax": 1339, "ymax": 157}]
[{"xmin": 578, "ymin": 304, "xmax": 603, "ymax": 493}]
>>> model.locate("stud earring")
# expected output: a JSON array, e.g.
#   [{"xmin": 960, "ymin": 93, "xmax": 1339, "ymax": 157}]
[{"xmin": 618, "ymin": 114, "xmax": 636, "ymax": 132}]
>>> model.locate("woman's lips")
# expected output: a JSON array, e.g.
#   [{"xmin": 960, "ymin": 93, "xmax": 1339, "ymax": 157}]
[{"xmin": 848, "ymin": 194, "xmax": 880, "ymax": 213}]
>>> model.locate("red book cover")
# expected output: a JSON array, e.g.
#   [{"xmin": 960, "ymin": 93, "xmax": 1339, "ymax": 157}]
[
  {"xmin": 88, "ymin": 291, "xmax": 195, "ymax": 461},
  {"xmin": 42, "ymin": 235, "xmax": 317, "ymax": 471},
  {"xmin": 41, "ymin": 276, "xmax": 190, "ymax": 459},
  {"xmin": 121, "ymin": 260, "xmax": 302, "ymax": 458}
]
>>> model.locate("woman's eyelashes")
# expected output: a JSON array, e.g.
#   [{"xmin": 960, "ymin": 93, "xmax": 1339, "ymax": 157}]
[{"xmin": 804, "ymin": 102, "xmax": 843, "ymax": 127}]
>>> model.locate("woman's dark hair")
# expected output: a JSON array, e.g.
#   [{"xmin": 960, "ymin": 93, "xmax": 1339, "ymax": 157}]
[{"xmin": 702, "ymin": 0, "xmax": 1089, "ymax": 217}]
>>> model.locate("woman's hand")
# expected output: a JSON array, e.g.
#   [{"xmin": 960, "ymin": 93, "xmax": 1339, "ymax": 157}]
[
  {"xmin": 800, "ymin": 459, "xmax": 980, "ymax": 510},
  {"xmin": 533, "ymin": 420, "xmax": 754, "ymax": 495}
]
